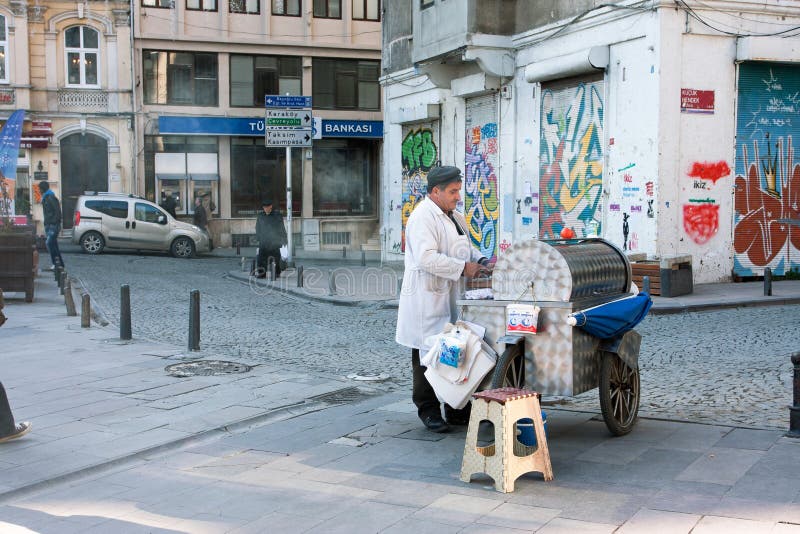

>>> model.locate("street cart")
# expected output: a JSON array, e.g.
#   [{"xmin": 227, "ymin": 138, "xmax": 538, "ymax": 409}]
[{"xmin": 458, "ymin": 238, "xmax": 648, "ymax": 436}]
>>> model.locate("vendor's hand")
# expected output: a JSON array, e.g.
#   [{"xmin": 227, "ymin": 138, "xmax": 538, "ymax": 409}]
[{"xmin": 463, "ymin": 261, "xmax": 486, "ymax": 278}]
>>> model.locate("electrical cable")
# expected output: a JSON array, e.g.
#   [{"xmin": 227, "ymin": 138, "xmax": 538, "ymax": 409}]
[{"xmin": 674, "ymin": 0, "xmax": 800, "ymax": 37}]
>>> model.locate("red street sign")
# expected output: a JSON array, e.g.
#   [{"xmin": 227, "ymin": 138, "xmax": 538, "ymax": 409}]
[{"xmin": 681, "ymin": 88, "xmax": 714, "ymax": 113}]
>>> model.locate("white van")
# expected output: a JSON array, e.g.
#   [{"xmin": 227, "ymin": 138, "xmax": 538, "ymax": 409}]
[{"xmin": 71, "ymin": 193, "xmax": 211, "ymax": 258}]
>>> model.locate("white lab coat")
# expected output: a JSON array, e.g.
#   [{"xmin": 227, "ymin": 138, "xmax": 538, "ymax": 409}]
[{"xmin": 396, "ymin": 197, "xmax": 484, "ymax": 350}]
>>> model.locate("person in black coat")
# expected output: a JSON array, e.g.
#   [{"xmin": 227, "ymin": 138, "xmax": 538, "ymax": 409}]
[
  {"xmin": 255, "ymin": 199, "xmax": 287, "ymax": 279},
  {"xmin": 160, "ymin": 193, "xmax": 178, "ymax": 218},
  {"xmin": 38, "ymin": 181, "xmax": 64, "ymax": 270}
]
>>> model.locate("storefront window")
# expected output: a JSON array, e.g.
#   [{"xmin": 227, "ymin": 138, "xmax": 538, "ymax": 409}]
[
  {"xmin": 312, "ymin": 139, "xmax": 376, "ymax": 217},
  {"xmin": 145, "ymin": 135, "xmax": 219, "ymax": 215},
  {"xmin": 230, "ymin": 137, "xmax": 302, "ymax": 217}
]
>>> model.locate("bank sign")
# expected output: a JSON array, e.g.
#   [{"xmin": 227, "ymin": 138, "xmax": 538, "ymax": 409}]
[{"xmin": 159, "ymin": 116, "xmax": 383, "ymax": 139}]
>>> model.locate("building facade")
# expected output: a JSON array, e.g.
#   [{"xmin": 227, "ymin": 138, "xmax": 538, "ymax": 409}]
[
  {"xmin": 133, "ymin": 0, "xmax": 383, "ymax": 251},
  {"xmin": 0, "ymin": 0, "xmax": 134, "ymax": 229},
  {"xmin": 382, "ymin": 0, "xmax": 800, "ymax": 282}
]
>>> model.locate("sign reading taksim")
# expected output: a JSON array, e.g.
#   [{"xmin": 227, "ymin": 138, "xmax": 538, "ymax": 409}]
[
  {"xmin": 264, "ymin": 95, "xmax": 313, "ymax": 109},
  {"xmin": 266, "ymin": 130, "xmax": 312, "ymax": 147},
  {"xmin": 265, "ymin": 109, "xmax": 313, "ymax": 129}
]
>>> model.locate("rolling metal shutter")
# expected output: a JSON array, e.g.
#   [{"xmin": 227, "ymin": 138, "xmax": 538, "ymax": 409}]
[{"xmin": 465, "ymin": 93, "xmax": 500, "ymax": 260}]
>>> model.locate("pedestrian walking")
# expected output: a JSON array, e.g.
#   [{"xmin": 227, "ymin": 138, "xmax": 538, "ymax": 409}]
[
  {"xmin": 192, "ymin": 196, "xmax": 207, "ymax": 230},
  {"xmin": 395, "ymin": 166, "xmax": 492, "ymax": 433},
  {"xmin": 0, "ymin": 291, "xmax": 32, "ymax": 444},
  {"xmin": 38, "ymin": 181, "xmax": 64, "ymax": 270},
  {"xmin": 255, "ymin": 199, "xmax": 287, "ymax": 279}
]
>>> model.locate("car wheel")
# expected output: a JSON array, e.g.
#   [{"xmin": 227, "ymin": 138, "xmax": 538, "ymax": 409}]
[
  {"xmin": 171, "ymin": 236, "xmax": 196, "ymax": 258},
  {"xmin": 80, "ymin": 231, "xmax": 105, "ymax": 255}
]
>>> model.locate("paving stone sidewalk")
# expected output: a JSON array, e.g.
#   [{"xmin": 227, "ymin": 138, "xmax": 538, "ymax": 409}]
[{"xmin": 1, "ymin": 274, "xmax": 799, "ymax": 533}]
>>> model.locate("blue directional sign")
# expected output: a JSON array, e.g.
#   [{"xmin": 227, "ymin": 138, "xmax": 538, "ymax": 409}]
[{"xmin": 264, "ymin": 95, "xmax": 313, "ymax": 109}]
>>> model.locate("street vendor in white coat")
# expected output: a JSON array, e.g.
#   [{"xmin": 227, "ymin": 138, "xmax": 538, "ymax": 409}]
[{"xmin": 396, "ymin": 165, "xmax": 492, "ymax": 433}]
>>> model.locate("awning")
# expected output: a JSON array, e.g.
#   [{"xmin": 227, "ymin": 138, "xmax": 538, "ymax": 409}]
[
  {"xmin": 524, "ymin": 46, "xmax": 609, "ymax": 84},
  {"xmin": 189, "ymin": 173, "xmax": 220, "ymax": 181},
  {"xmin": 20, "ymin": 136, "xmax": 50, "ymax": 149},
  {"xmin": 156, "ymin": 173, "xmax": 187, "ymax": 181}
]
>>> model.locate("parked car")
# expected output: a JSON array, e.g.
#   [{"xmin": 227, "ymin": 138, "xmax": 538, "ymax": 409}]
[{"xmin": 71, "ymin": 193, "xmax": 210, "ymax": 258}]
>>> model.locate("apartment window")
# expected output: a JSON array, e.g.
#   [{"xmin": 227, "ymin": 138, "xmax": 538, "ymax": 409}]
[
  {"xmin": 142, "ymin": 0, "xmax": 173, "ymax": 7},
  {"xmin": 352, "ymin": 0, "xmax": 379, "ymax": 21},
  {"xmin": 230, "ymin": 55, "xmax": 301, "ymax": 107},
  {"xmin": 272, "ymin": 0, "xmax": 300, "ymax": 15},
  {"xmin": 230, "ymin": 0, "xmax": 259, "ymax": 13},
  {"xmin": 65, "ymin": 26, "xmax": 99, "ymax": 87},
  {"xmin": 0, "ymin": 15, "xmax": 7, "ymax": 83},
  {"xmin": 313, "ymin": 0, "xmax": 340, "ymax": 18},
  {"xmin": 313, "ymin": 58, "xmax": 379, "ymax": 110},
  {"xmin": 187, "ymin": 0, "xmax": 217, "ymax": 10},
  {"xmin": 143, "ymin": 50, "xmax": 218, "ymax": 106}
]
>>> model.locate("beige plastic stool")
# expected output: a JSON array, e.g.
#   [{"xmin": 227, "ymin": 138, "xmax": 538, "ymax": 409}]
[{"xmin": 460, "ymin": 387, "xmax": 553, "ymax": 492}]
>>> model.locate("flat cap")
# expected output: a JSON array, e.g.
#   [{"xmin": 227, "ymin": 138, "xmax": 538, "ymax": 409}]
[
  {"xmin": 426, "ymin": 166, "xmax": 462, "ymax": 190},
  {"xmin": 261, "ymin": 199, "xmax": 274, "ymax": 206}
]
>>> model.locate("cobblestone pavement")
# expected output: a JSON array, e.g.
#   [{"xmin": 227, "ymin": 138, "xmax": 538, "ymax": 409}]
[{"xmin": 61, "ymin": 248, "xmax": 797, "ymax": 431}]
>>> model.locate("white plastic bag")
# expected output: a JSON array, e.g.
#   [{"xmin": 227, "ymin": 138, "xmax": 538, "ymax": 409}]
[{"xmin": 279, "ymin": 245, "xmax": 288, "ymax": 260}]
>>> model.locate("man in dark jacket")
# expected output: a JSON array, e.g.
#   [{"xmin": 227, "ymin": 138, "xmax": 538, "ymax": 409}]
[
  {"xmin": 38, "ymin": 181, "xmax": 64, "ymax": 270},
  {"xmin": 255, "ymin": 199, "xmax": 287, "ymax": 279}
]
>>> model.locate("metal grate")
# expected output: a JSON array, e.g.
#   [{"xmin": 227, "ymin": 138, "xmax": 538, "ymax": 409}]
[
  {"xmin": 322, "ymin": 231, "xmax": 351, "ymax": 246},
  {"xmin": 165, "ymin": 360, "xmax": 252, "ymax": 377}
]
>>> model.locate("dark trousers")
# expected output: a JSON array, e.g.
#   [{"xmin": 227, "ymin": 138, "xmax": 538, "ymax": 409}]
[
  {"xmin": 257, "ymin": 247, "xmax": 282, "ymax": 278},
  {"xmin": 45, "ymin": 224, "xmax": 64, "ymax": 268},
  {"xmin": 0, "ymin": 382, "xmax": 16, "ymax": 438},
  {"xmin": 411, "ymin": 348, "xmax": 471, "ymax": 422}
]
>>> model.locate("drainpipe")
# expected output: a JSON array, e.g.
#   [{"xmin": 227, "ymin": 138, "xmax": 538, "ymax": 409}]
[{"xmin": 129, "ymin": 0, "xmax": 139, "ymax": 197}]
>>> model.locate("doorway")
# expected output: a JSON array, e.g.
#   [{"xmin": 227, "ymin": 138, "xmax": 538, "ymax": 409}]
[{"xmin": 60, "ymin": 133, "xmax": 108, "ymax": 228}]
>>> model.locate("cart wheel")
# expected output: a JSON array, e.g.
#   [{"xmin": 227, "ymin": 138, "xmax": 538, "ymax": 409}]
[
  {"xmin": 490, "ymin": 342, "xmax": 525, "ymax": 389},
  {"xmin": 598, "ymin": 351, "xmax": 640, "ymax": 436}
]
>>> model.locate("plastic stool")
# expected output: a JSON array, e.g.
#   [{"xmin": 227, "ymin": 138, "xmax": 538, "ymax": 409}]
[{"xmin": 460, "ymin": 387, "xmax": 553, "ymax": 492}]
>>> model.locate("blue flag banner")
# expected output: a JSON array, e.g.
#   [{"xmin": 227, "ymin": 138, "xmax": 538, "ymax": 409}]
[{"xmin": 0, "ymin": 109, "xmax": 25, "ymax": 217}]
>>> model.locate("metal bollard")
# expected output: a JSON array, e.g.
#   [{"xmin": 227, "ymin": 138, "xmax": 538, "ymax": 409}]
[
  {"xmin": 268, "ymin": 258, "xmax": 276, "ymax": 281},
  {"xmin": 642, "ymin": 275, "xmax": 651, "ymax": 295},
  {"xmin": 788, "ymin": 352, "xmax": 800, "ymax": 438},
  {"xmin": 328, "ymin": 271, "xmax": 337, "ymax": 295},
  {"xmin": 342, "ymin": 246, "xmax": 346, "ymax": 258},
  {"xmin": 81, "ymin": 294, "xmax": 91, "ymax": 328},
  {"xmin": 58, "ymin": 271, "xmax": 66, "ymax": 295},
  {"xmin": 64, "ymin": 279, "xmax": 77, "ymax": 317},
  {"xmin": 120, "ymin": 285, "xmax": 132, "ymax": 340},
  {"xmin": 361, "ymin": 249, "xmax": 366, "ymax": 267},
  {"xmin": 236, "ymin": 238, "xmax": 241, "ymax": 256},
  {"xmin": 297, "ymin": 265, "xmax": 304, "ymax": 288},
  {"xmin": 188, "ymin": 289, "xmax": 200, "ymax": 351},
  {"xmin": 53, "ymin": 266, "xmax": 62, "ymax": 282},
  {"xmin": 397, "ymin": 278, "xmax": 403, "ymax": 297},
  {"xmin": 764, "ymin": 267, "xmax": 773, "ymax": 296}
]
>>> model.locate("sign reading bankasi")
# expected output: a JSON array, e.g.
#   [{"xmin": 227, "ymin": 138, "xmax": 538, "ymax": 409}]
[{"xmin": 264, "ymin": 95, "xmax": 313, "ymax": 109}]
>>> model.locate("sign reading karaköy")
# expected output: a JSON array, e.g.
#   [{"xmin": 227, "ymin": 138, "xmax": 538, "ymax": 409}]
[
  {"xmin": 266, "ymin": 129, "xmax": 312, "ymax": 147},
  {"xmin": 264, "ymin": 95, "xmax": 312, "ymax": 109},
  {"xmin": 681, "ymin": 88, "xmax": 715, "ymax": 113},
  {"xmin": 265, "ymin": 109, "xmax": 313, "ymax": 129}
]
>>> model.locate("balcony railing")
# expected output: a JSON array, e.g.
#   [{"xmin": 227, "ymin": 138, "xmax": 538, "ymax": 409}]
[{"xmin": 58, "ymin": 89, "xmax": 109, "ymax": 112}]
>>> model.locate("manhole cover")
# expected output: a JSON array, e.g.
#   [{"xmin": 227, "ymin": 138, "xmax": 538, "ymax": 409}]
[
  {"xmin": 165, "ymin": 360, "xmax": 252, "ymax": 377},
  {"xmin": 311, "ymin": 387, "xmax": 375, "ymax": 405}
]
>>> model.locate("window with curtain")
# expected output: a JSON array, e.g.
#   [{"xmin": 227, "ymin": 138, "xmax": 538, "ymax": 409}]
[
  {"xmin": 313, "ymin": 58, "xmax": 379, "ymax": 110},
  {"xmin": 352, "ymin": 0, "xmax": 379, "ymax": 21},
  {"xmin": 0, "ymin": 15, "xmax": 7, "ymax": 83},
  {"xmin": 186, "ymin": 0, "xmax": 217, "ymax": 11},
  {"xmin": 230, "ymin": 55, "xmax": 302, "ymax": 107},
  {"xmin": 230, "ymin": 0, "xmax": 259, "ymax": 13},
  {"xmin": 142, "ymin": 0, "xmax": 173, "ymax": 7},
  {"xmin": 65, "ymin": 26, "xmax": 99, "ymax": 87},
  {"xmin": 143, "ymin": 50, "xmax": 218, "ymax": 106},
  {"xmin": 313, "ymin": 0, "xmax": 340, "ymax": 18},
  {"xmin": 272, "ymin": 0, "xmax": 300, "ymax": 15}
]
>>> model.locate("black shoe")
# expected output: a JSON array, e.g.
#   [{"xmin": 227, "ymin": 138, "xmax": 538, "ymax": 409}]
[
  {"xmin": 446, "ymin": 415, "xmax": 470, "ymax": 426},
  {"xmin": 422, "ymin": 415, "xmax": 449, "ymax": 433},
  {"xmin": 0, "ymin": 422, "xmax": 31, "ymax": 443}
]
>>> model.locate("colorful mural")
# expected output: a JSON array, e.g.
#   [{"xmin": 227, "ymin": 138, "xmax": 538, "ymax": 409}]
[
  {"xmin": 539, "ymin": 81, "xmax": 604, "ymax": 240},
  {"xmin": 400, "ymin": 125, "xmax": 438, "ymax": 251},
  {"xmin": 734, "ymin": 63, "xmax": 800, "ymax": 276},
  {"xmin": 465, "ymin": 95, "xmax": 500, "ymax": 260}
]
